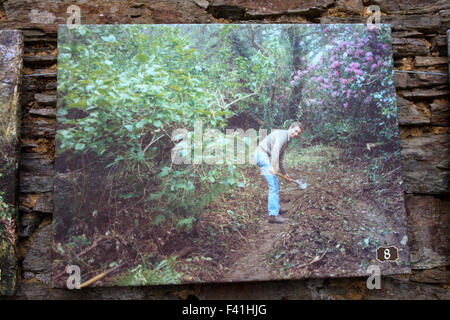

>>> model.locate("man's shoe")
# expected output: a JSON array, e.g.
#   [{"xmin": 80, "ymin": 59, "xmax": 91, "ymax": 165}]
[
  {"xmin": 279, "ymin": 206, "xmax": 288, "ymax": 214},
  {"xmin": 268, "ymin": 215, "xmax": 288, "ymax": 224}
]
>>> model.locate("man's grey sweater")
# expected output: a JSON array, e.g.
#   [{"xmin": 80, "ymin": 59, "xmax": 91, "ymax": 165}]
[{"xmin": 257, "ymin": 129, "xmax": 290, "ymax": 175}]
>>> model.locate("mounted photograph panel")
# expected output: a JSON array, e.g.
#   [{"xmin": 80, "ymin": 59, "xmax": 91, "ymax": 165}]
[{"xmin": 53, "ymin": 24, "xmax": 410, "ymax": 288}]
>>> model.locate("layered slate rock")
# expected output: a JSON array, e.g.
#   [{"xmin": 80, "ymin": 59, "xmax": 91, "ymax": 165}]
[
  {"xmin": 405, "ymin": 195, "xmax": 450, "ymax": 269},
  {"xmin": 0, "ymin": 30, "xmax": 23, "ymax": 296},
  {"xmin": 22, "ymin": 223, "xmax": 52, "ymax": 283},
  {"xmin": 207, "ymin": 0, "xmax": 334, "ymax": 19},
  {"xmin": 396, "ymin": 96, "xmax": 430, "ymax": 125},
  {"xmin": 2, "ymin": 0, "xmax": 212, "ymax": 28},
  {"xmin": 392, "ymin": 38, "xmax": 430, "ymax": 58},
  {"xmin": 400, "ymin": 132, "xmax": 450, "ymax": 194},
  {"xmin": 372, "ymin": 0, "xmax": 450, "ymax": 15},
  {"xmin": 430, "ymin": 99, "xmax": 449, "ymax": 125},
  {"xmin": 395, "ymin": 71, "xmax": 448, "ymax": 89}
]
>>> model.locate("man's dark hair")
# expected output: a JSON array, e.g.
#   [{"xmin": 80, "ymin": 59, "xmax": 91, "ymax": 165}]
[{"xmin": 289, "ymin": 121, "xmax": 302, "ymax": 130}]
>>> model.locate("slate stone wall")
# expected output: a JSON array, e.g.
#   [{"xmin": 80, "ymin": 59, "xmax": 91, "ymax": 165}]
[{"xmin": 0, "ymin": 0, "xmax": 448, "ymax": 299}]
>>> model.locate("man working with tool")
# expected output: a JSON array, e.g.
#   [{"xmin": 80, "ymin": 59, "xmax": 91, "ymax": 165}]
[{"xmin": 254, "ymin": 121, "xmax": 302, "ymax": 224}]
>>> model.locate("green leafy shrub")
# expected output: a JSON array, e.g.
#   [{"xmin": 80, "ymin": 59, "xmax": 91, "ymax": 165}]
[{"xmin": 56, "ymin": 25, "xmax": 244, "ymax": 234}]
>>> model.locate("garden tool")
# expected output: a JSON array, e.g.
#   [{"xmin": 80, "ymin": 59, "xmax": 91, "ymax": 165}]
[{"xmin": 276, "ymin": 173, "xmax": 307, "ymax": 189}]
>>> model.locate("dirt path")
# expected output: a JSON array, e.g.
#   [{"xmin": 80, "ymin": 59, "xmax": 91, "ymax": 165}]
[
  {"xmin": 200, "ymin": 145, "xmax": 409, "ymax": 283},
  {"xmin": 221, "ymin": 209, "xmax": 292, "ymax": 282}
]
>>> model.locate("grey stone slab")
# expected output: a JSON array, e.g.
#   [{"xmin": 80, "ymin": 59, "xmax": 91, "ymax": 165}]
[
  {"xmin": 405, "ymin": 195, "xmax": 450, "ymax": 269},
  {"xmin": 401, "ymin": 133, "xmax": 450, "ymax": 194}
]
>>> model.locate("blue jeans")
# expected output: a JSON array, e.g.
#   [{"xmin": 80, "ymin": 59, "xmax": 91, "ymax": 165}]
[{"xmin": 255, "ymin": 149, "xmax": 279, "ymax": 216}]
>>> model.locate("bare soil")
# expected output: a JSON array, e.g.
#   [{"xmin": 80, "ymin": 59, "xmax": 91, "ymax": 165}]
[
  {"xmin": 52, "ymin": 145, "xmax": 410, "ymax": 287},
  {"xmin": 190, "ymin": 145, "xmax": 410, "ymax": 283}
]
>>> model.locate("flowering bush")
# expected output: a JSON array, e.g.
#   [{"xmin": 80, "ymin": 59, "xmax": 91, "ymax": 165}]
[{"xmin": 286, "ymin": 24, "xmax": 398, "ymax": 146}]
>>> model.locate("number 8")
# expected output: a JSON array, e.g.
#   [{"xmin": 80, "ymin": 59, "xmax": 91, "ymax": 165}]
[{"xmin": 384, "ymin": 248, "xmax": 391, "ymax": 260}]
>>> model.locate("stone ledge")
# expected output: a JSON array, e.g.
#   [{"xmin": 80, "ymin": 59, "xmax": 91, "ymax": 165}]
[
  {"xmin": 405, "ymin": 195, "xmax": 450, "ymax": 269},
  {"xmin": 19, "ymin": 175, "xmax": 54, "ymax": 193},
  {"xmin": 208, "ymin": 0, "xmax": 334, "ymax": 19}
]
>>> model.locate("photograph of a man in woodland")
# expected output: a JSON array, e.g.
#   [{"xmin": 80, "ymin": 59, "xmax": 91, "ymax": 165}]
[
  {"xmin": 255, "ymin": 121, "xmax": 302, "ymax": 224},
  {"xmin": 53, "ymin": 24, "xmax": 410, "ymax": 287}
]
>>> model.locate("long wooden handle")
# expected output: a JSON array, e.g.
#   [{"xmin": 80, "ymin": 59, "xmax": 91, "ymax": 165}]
[{"xmin": 275, "ymin": 173, "xmax": 293, "ymax": 182}]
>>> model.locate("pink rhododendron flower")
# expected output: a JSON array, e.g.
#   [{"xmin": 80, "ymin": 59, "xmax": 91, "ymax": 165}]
[
  {"xmin": 331, "ymin": 61, "xmax": 340, "ymax": 69},
  {"xmin": 290, "ymin": 80, "xmax": 295, "ymax": 86}
]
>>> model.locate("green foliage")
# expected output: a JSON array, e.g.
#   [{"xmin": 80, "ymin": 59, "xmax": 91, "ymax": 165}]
[
  {"xmin": 56, "ymin": 25, "xmax": 246, "ymax": 236},
  {"xmin": 0, "ymin": 174, "xmax": 15, "ymax": 221},
  {"xmin": 113, "ymin": 255, "xmax": 181, "ymax": 286},
  {"xmin": 176, "ymin": 216, "xmax": 196, "ymax": 231},
  {"xmin": 67, "ymin": 234, "xmax": 92, "ymax": 249},
  {"xmin": 57, "ymin": 25, "xmax": 230, "ymax": 163}
]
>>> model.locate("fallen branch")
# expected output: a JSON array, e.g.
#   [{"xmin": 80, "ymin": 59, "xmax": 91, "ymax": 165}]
[
  {"xmin": 366, "ymin": 141, "xmax": 388, "ymax": 151},
  {"xmin": 235, "ymin": 227, "xmax": 248, "ymax": 243},
  {"xmin": 52, "ymin": 236, "xmax": 109, "ymax": 282},
  {"xmin": 75, "ymin": 235, "xmax": 108, "ymax": 259},
  {"xmin": 383, "ymin": 166, "xmax": 401, "ymax": 177},
  {"xmin": 79, "ymin": 264, "xmax": 121, "ymax": 288},
  {"xmin": 294, "ymin": 249, "xmax": 328, "ymax": 269},
  {"xmin": 224, "ymin": 92, "xmax": 257, "ymax": 109}
]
